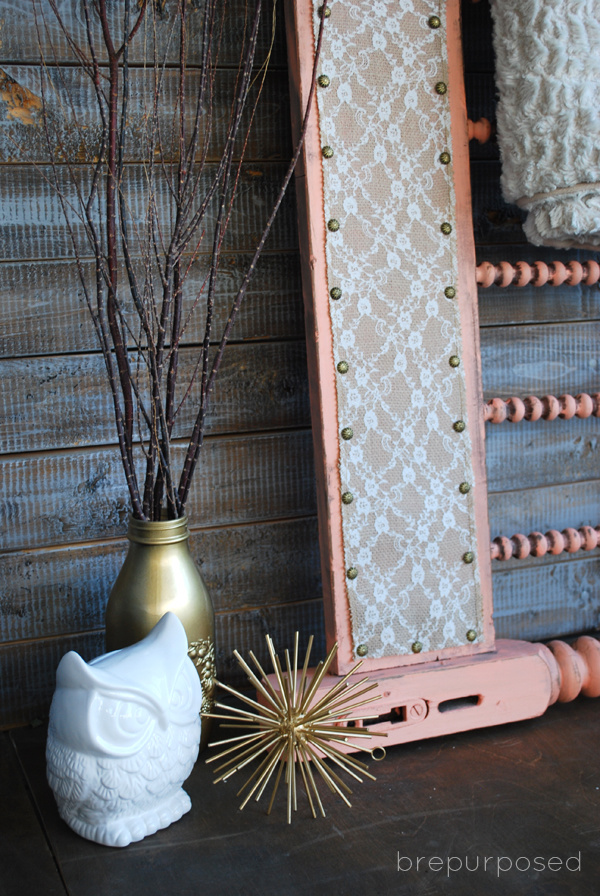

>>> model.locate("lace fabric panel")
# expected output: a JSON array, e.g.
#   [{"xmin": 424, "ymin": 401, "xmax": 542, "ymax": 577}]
[{"xmin": 312, "ymin": 0, "xmax": 484, "ymax": 658}]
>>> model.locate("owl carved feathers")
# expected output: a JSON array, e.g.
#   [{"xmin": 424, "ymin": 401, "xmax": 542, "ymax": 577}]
[{"xmin": 46, "ymin": 612, "xmax": 202, "ymax": 847}]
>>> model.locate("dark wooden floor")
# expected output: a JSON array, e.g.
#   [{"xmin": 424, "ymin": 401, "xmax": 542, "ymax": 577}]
[{"xmin": 2, "ymin": 697, "xmax": 599, "ymax": 896}]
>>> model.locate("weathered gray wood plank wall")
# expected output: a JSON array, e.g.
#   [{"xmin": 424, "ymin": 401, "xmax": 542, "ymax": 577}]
[
  {"xmin": 463, "ymin": 0, "xmax": 600, "ymax": 641},
  {"xmin": 1, "ymin": 0, "xmax": 598, "ymax": 728},
  {"xmin": 0, "ymin": 0, "xmax": 323, "ymax": 727}
]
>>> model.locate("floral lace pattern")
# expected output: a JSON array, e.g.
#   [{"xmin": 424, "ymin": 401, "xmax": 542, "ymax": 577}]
[{"xmin": 312, "ymin": 0, "xmax": 483, "ymax": 657}]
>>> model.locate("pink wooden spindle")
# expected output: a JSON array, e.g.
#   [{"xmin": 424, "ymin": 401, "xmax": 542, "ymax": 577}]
[
  {"xmin": 484, "ymin": 397, "xmax": 507, "ymax": 423},
  {"xmin": 507, "ymin": 396, "xmax": 525, "ymax": 422},
  {"xmin": 497, "ymin": 261, "xmax": 514, "ymax": 287},
  {"xmin": 476, "ymin": 261, "xmax": 496, "ymax": 287},
  {"xmin": 545, "ymin": 529, "xmax": 565, "ymax": 555},
  {"xmin": 579, "ymin": 526, "xmax": 598, "ymax": 551},
  {"xmin": 575, "ymin": 392, "xmax": 594, "ymax": 418},
  {"xmin": 584, "ymin": 260, "xmax": 600, "ymax": 284},
  {"xmin": 514, "ymin": 261, "xmax": 532, "ymax": 287},
  {"xmin": 477, "ymin": 258, "xmax": 600, "ymax": 288},
  {"xmin": 548, "ymin": 261, "xmax": 568, "ymax": 286},
  {"xmin": 511, "ymin": 533, "xmax": 531, "ymax": 559},
  {"xmin": 467, "ymin": 117, "xmax": 492, "ymax": 143},
  {"xmin": 542, "ymin": 395, "xmax": 560, "ymax": 421},
  {"xmin": 492, "ymin": 525, "xmax": 600, "ymax": 560},
  {"xmin": 528, "ymin": 531, "xmax": 548, "ymax": 557},
  {"xmin": 532, "ymin": 261, "xmax": 549, "ymax": 286},
  {"xmin": 545, "ymin": 640, "xmax": 597, "ymax": 703},
  {"xmin": 572, "ymin": 636, "xmax": 600, "ymax": 698},
  {"xmin": 524, "ymin": 395, "xmax": 544, "ymax": 421},
  {"xmin": 562, "ymin": 527, "xmax": 582, "ymax": 552},
  {"xmin": 566, "ymin": 261, "xmax": 584, "ymax": 285},
  {"xmin": 558, "ymin": 393, "xmax": 577, "ymax": 419},
  {"xmin": 490, "ymin": 535, "xmax": 513, "ymax": 561},
  {"xmin": 485, "ymin": 391, "xmax": 600, "ymax": 424}
]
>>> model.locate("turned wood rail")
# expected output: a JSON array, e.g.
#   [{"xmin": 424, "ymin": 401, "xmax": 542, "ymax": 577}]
[
  {"xmin": 543, "ymin": 635, "xmax": 600, "ymax": 702},
  {"xmin": 491, "ymin": 526, "xmax": 600, "ymax": 561},
  {"xmin": 476, "ymin": 259, "xmax": 600, "ymax": 288},
  {"xmin": 483, "ymin": 392, "xmax": 600, "ymax": 424},
  {"xmin": 485, "ymin": 394, "xmax": 600, "ymax": 558},
  {"xmin": 467, "ymin": 117, "xmax": 492, "ymax": 144}
]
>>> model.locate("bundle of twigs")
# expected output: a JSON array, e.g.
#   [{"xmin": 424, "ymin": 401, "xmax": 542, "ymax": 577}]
[{"xmin": 33, "ymin": 0, "xmax": 326, "ymax": 520}]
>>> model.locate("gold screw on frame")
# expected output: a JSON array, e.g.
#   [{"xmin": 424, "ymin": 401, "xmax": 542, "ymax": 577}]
[{"xmin": 204, "ymin": 634, "xmax": 387, "ymax": 823}]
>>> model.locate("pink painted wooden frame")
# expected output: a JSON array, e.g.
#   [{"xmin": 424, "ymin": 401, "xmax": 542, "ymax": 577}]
[
  {"xmin": 278, "ymin": 0, "xmax": 600, "ymax": 748},
  {"xmin": 286, "ymin": 0, "xmax": 493, "ymax": 676}
]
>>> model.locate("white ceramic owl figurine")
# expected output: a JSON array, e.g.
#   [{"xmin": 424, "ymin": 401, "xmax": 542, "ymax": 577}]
[{"xmin": 46, "ymin": 612, "xmax": 202, "ymax": 847}]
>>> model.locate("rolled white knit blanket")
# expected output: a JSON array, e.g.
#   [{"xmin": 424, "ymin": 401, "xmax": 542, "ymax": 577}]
[{"xmin": 490, "ymin": 0, "xmax": 600, "ymax": 248}]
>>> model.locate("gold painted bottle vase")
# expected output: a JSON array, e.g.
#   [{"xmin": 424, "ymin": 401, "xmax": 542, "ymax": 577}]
[{"xmin": 105, "ymin": 514, "xmax": 215, "ymax": 751}]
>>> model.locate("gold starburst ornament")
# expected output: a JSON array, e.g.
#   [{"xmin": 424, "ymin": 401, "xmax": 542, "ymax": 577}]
[{"xmin": 204, "ymin": 633, "xmax": 387, "ymax": 823}]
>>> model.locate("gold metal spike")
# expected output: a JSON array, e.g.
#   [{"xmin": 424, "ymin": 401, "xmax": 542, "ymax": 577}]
[{"xmin": 204, "ymin": 633, "xmax": 386, "ymax": 822}]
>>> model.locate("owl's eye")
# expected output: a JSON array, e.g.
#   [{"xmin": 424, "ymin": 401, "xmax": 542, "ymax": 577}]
[
  {"xmin": 114, "ymin": 702, "xmax": 150, "ymax": 735},
  {"xmin": 170, "ymin": 672, "xmax": 196, "ymax": 717},
  {"xmin": 90, "ymin": 694, "xmax": 158, "ymax": 757}
]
